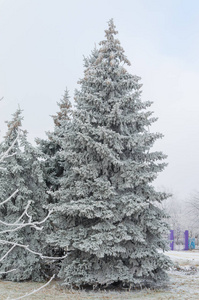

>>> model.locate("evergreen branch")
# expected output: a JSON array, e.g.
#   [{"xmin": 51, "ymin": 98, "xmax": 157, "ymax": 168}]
[{"xmin": 7, "ymin": 274, "xmax": 55, "ymax": 300}]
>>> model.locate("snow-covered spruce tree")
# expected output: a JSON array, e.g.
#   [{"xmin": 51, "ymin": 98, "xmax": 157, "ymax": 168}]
[
  {"xmin": 50, "ymin": 19, "xmax": 172, "ymax": 288},
  {"xmin": 0, "ymin": 109, "xmax": 49, "ymax": 281},
  {"xmin": 35, "ymin": 89, "xmax": 73, "ymax": 270}
]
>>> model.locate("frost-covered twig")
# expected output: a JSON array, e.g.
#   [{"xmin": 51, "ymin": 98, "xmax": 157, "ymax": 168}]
[
  {"xmin": 0, "ymin": 244, "xmax": 16, "ymax": 262},
  {"xmin": 0, "ymin": 268, "xmax": 16, "ymax": 274},
  {"xmin": 13, "ymin": 200, "xmax": 32, "ymax": 224},
  {"xmin": 0, "ymin": 239, "xmax": 67, "ymax": 260},
  {"xmin": 0, "ymin": 208, "xmax": 53, "ymax": 234},
  {"xmin": 7, "ymin": 274, "xmax": 55, "ymax": 300},
  {"xmin": 0, "ymin": 243, "xmax": 17, "ymax": 275},
  {"xmin": 0, "ymin": 189, "xmax": 19, "ymax": 206},
  {"xmin": 1, "ymin": 152, "xmax": 17, "ymax": 159}
]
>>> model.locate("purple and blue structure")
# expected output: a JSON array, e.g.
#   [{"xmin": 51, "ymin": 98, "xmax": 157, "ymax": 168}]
[
  {"xmin": 169, "ymin": 230, "xmax": 190, "ymax": 250},
  {"xmin": 184, "ymin": 230, "xmax": 189, "ymax": 250},
  {"xmin": 170, "ymin": 230, "xmax": 174, "ymax": 251}
]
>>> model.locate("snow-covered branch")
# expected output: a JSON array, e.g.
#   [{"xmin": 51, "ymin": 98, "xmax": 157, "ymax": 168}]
[
  {"xmin": 0, "ymin": 207, "xmax": 53, "ymax": 234},
  {"xmin": 0, "ymin": 239, "xmax": 67, "ymax": 260},
  {"xmin": 0, "ymin": 268, "xmax": 16, "ymax": 275},
  {"xmin": 0, "ymin": 244, "xmax": 16, "ymax": 262},
  {"xmin": 0, "ymin": 189, "xmax": 19, "ymax": 206}
]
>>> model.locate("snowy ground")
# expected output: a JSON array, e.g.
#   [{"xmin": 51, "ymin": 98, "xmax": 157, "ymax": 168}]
[
  {"xmin": 166, "ymin": 250, "xmax": 199, "ymax": 265},
  {"xmin": 1, "ymin": 251, "xmax": 199, "ymax": 299}
]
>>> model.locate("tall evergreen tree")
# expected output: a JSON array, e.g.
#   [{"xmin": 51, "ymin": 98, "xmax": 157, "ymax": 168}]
[
  {"xmin": 50, "ymin": 19, "xmax": 171, "ymax": 288},
  {"xmin": 0, "ymin": 109, "xmax": 49, "ymax": 281}
]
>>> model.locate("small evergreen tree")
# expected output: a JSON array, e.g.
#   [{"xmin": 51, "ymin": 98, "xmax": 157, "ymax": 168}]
[
  {"xmin": 0, "ymin": 109, "xmax": 49, "ymax": 281},
  {"xmin": 50, "ymin": 19, "xmax": 171, "ymax": 288}
]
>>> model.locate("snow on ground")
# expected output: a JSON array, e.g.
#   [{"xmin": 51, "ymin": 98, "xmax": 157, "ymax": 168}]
[
  {"xmin": 166, "ymin": 250, "xmax": 199, "ymax": 264},
  {"xmin": 1, "ymin": 251, "xmax": 199, "ymax": 299},
  {"xmin": 165, "ymin": 250, "xmax": 199, "ymax": 299}
]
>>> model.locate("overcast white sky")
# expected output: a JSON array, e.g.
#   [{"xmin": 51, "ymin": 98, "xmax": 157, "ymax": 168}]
[{"xmin": 0, "ymin": 0, "xmax": 199, "ymax": 200}]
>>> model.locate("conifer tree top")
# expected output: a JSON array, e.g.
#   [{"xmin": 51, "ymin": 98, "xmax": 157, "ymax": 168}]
[
  {"xmin": 98, "ymin": 18, "xmax": 131, "ymax": 66},
  {"xmin": 52, "ymin": 88, "xmax": 72, "ymax": 127},
  {"xmin": 105, "ymin": 19, "xmax": 118, "ymax": 40},
  {"xmin": 5, "ymin": 108, "xmax": 23, "ymax": 138}
]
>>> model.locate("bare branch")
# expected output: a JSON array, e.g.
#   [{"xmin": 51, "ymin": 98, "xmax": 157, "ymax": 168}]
[
  {"xmin": 14, "ymin": 200, "xmax": 32, "ymax": 224},
  {"xmin": 0, "ymin": 244, "xmax": 16, "ymax": 262},
  {"xmin": 0, "ymin": 189, "xmax": 19, "ymax": 206},
  {"xmin": 0, "ymin": 208, "xmax": 53, "ymax": 231},
  {"xmin": 0, "ymin": 239, "xmax": 67, "ymax": 260},
  {"xmin": 0, "ymin": 268, "xmax": 16, "ymax": 275}
]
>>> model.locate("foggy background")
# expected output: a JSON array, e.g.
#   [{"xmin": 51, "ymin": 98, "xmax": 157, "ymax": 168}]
[{"xmin": 0, "ymin": 0, "xmax": 199, "ymax": 200}]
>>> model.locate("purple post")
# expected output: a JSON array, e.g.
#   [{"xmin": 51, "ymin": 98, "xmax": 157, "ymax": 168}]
[
  {"xmin": 184, "ymin": 230, "xmax": 189, "ymax": 250},
  {"xmin": 170, "ymin": 230, "xmax": 174, "ymax": 250}
]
